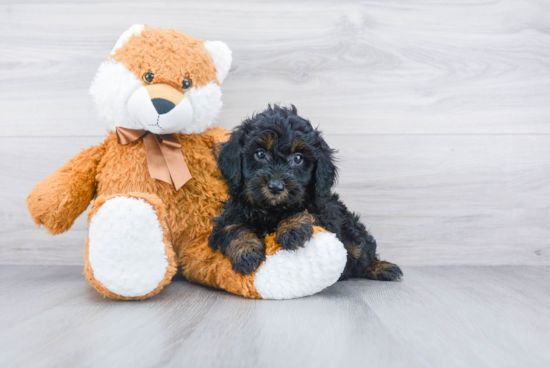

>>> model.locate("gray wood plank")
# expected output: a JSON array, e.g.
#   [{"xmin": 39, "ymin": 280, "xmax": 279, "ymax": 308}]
[
  {"xmin": 0, "ymin": 136, "xmax": 102, "ymax": 265},
  {"xmin": 328, "ymin": 134, "xmax": 550, "ymax": 266},
  {"xmin": 1, "ymin": 135, "xmax": 549, "ymax": 266},
  {"xmin": 4, "ymin": 130, "xmax": 549, "ymax": 267},
  {"xmin": 0, "ymin": 265, "xmax": 421, "ymax": 368},
  {"xmin": 0, "ymin": 265, "xmax": 549, "ymax": 367},
  {"xmin": 356, "ymin": 266, "xmax": 550, "ymax": 368},
  {"xmin": 0, "ymin": 265, "xmax": 88, "ymax": 331},
  {"xmin": 1, "ymin": 1, "xmax": 550, "ymax": 136},
  {"xmin": 168, "ymin": 285, "xmax": 420, "ymax": 368}
]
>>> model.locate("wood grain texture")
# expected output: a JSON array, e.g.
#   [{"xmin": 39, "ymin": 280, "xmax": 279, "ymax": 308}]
[
  {"xmin": 1, "ymin": 1, "xmax": 549, "ymax": 266},
  {"xmin": 1, "ymin": 1, "xmax": 550, "ymax": 136},
  {"xmin": 1, "ymin": 135, "xmax": 548, "ymax": 266},
  {"xmin": 0, "ymin": 265, "xmax": 548, "ymax": 368}
]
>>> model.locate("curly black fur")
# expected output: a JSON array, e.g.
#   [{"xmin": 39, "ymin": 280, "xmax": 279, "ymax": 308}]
[{"xmin": 209, "ymin": 104, "xmax": 403, "ymax": 281}]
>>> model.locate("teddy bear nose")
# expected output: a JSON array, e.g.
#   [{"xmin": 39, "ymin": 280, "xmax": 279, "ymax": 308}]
[
  {"xmin": 267, "ymin": 180, "xmax": 285, "ymax": 194},
  {"xmin": 151, "ymin": 98, "xmax": 176, "ymax": 114}
]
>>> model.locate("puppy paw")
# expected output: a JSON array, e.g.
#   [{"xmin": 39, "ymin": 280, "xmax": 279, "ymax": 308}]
[
  {"xmin": 276, "ymin": 213, "xmax": 314, "ymax": 251},
  {"xmin": 364, "ymin": 260, "xmax": 403, "ymax": 281},
  {"xmin": 227, "ymin": 234, "xmax": 266, "ymax": 275},
  {"xmin": 230, "ymin": 245, "xmax": 265, "ymax": 275}
]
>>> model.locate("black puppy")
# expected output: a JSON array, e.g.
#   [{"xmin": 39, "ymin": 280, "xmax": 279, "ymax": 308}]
[{"xmin": 209, "ymin": 105, "xmax": 402, "ymax": 281}]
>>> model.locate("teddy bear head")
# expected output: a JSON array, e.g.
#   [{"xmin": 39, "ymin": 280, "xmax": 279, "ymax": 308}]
[{"xmin": 90, "ymin": 25, "xmax": 232, "ymax": 135}]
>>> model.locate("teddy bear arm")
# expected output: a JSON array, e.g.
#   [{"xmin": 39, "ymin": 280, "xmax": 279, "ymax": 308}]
[{"xmin": 26, "ymin": 143, "xmax": 105, "ymax": 235}]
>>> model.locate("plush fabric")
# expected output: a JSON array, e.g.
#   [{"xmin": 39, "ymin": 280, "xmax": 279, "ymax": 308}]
[
  {"xmin": 89, "ymin": 25, "xmax": 228, "ymax": 134},
  {"xmin": 112, "ymin": 26, "xmax": 219, "ymax": 88},
  {"xmin": 26, "ymin": 25, "xmax": 346, "ymax": 300},
  {"xmin": 85, "ymin": 193, "xmax": 177, "ymax": 300},
  {"xmin": 203, "ymin": 41, "xmax": 232, "ymax": 84},
  {"xmin": 255, "ymin": 228, "xmax": 348, "ymax": 299}
]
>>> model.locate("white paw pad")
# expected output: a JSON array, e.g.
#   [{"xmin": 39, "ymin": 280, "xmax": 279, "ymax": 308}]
[
  {"xmin": 89, "ymin": 196, "xmax": 169, "ymax": 297},
  {"xmin": 254, "ymin": 232, "xmax": 347, "ymax": 300}
]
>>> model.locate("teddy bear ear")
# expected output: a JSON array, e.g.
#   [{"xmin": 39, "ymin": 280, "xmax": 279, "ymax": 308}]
[
  {"xmin": 110, "ymin": 24, "xmax": 145, "ymax": 55},
  {"xmin": 204, "ymin": 41, "xmax": 232, "ymax": 84}
]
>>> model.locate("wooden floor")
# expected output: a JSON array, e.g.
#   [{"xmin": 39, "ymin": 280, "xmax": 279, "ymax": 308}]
[{"xmin": 1, "ymin": 266, "xmax": 549, "ymax": 368}]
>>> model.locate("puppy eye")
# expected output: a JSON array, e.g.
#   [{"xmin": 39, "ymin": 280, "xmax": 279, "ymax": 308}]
[
  {"xmin": 255, "ymin": 150, "xmax": 267, "ymax": 161},
  {"xmin": 293, "ymin": 154, "xmax": 303, "ymax": 165},
  {"xmin": 143, "ymin": 71, "xmax": 154, "ymax": 84},
  {"xmin": 182, "ymin": 78, "xmax": 192, "ymax": 90}
]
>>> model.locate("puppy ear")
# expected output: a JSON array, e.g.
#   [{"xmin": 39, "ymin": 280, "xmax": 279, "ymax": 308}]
[
  {"xmin": 313, "ymin": 133, "xmax": 338, "ymax": 198},
  {"xmin": 217, "ymin": 127, "xmax": 244, "ymax": 194}
]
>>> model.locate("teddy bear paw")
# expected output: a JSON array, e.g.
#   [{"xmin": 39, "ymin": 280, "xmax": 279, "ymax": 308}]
[{"xmin": 87, "ymin": 195, "xmax": 175, "ymax": 299}]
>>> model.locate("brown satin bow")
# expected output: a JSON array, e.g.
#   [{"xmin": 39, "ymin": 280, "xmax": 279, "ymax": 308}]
[{"xmin": 116, "ymin": 127, "xmax": 192, "ymax": 191}]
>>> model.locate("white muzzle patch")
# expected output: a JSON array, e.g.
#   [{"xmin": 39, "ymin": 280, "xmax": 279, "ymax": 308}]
[
  {"xmin": 90, "ymin": 61, "xmax": 224, "ymax": 134},
  {"xmin": 127, "ymin": 86, "xmax": 194, "ymax": 134}
]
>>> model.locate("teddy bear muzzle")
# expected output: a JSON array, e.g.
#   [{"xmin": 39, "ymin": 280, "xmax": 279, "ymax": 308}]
[{"xmin": 127, "ymin": 83, "xmax": 193, "ymax": 134}]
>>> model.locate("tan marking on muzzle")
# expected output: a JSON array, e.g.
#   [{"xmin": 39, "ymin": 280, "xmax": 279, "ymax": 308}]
[{"xmin": 146, "ymin": 84, "xmax": 184, "ymax": 105}]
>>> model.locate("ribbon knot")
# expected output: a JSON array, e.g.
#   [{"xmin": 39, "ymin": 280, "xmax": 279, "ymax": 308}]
[{"xmin": 116, "ymin": 127, "xmax": 192, "ymax": 191}]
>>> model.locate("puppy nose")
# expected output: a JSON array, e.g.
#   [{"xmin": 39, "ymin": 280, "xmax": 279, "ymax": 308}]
[
  {"xmin": 267, "ymin": 180, "xmax": 285, "ymax": 194},
  {"xmin": 151, "ymin": 98, "xmax": 176, "ymax": 114}
]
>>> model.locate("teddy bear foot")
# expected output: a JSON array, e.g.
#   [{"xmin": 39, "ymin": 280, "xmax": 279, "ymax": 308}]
[
  {"xmin": 253, "ymin": 229, "xmax": 347, "ymax": 300},
  {"xmin": 84, "ymin": 193, "xmax": 177, "ymax": 300}
]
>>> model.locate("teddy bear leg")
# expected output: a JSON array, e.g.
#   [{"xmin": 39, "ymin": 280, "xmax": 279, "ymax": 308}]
[
  {"xmin": 253, "ymin": 226, "xmax": 347, "ymax": 299},
  {"xmin": 84, "ymin": 193, "xmax": 177, "ymax": 300},
  {"xmin": 183, "ymin": 226, "xmax": 347, "ymax": 299}
]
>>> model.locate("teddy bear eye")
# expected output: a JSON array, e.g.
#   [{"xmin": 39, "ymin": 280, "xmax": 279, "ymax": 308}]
[
  {"xmin": 182, "ymin": 78, "xmax": 192, "ymax": 90},
  {"xmin": 143, "ymin": 71, "xmax": 154, "ymax": 84}
]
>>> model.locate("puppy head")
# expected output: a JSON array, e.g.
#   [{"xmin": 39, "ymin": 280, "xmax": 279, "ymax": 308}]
[
  {"xmin": 90, "ymin": 25, "xmax": 232, "ymax": 134},
  {"xmin": 218, "ymin": 105, "xmax": 337, "ymax": 208}
]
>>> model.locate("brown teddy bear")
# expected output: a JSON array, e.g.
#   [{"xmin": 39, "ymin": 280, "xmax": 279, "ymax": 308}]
[{"xmin": 26, "ymin": 25, "xmax": 347, "ymax": 300}]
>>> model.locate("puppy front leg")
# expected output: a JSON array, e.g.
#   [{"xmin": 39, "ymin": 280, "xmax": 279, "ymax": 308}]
[
  {"xmin": 276, "ymin": 212, "xmax": 314, "ymax": 251},
  {"xmin": 209, "ymin": 224, "xmax": 265, "ymax": 275}
]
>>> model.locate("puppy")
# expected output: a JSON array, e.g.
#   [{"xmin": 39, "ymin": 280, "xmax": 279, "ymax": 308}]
[{"xmin": 209, "ymin": 105, "xmax": 403, "ymax": 281}]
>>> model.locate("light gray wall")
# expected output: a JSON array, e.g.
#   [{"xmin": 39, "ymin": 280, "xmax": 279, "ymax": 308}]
[{"xmin": 1, "ymin": 0, "xmax": 549, "ymax": 265}]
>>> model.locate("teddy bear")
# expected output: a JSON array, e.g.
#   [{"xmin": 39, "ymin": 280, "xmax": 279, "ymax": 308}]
[{"xmin": 26, "ymin": 25, "xmax": 347, "ymax": 300}]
